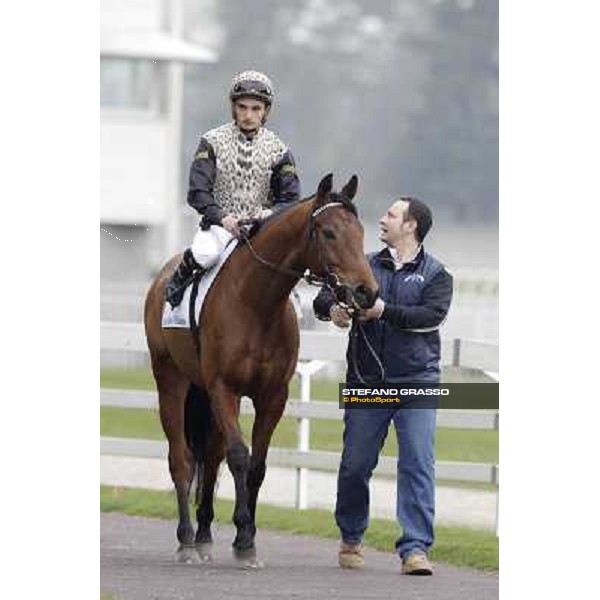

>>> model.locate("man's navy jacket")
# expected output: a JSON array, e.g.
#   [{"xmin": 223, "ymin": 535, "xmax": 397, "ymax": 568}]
[{"xmin": 313, "ymin": 247, "xmax": 453, "ymax": 384}]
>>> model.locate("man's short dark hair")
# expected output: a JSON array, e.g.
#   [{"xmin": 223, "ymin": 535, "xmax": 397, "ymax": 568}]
[{"xmin": 402, "ymin": 197, "xmax": 433, "ymax": 243}]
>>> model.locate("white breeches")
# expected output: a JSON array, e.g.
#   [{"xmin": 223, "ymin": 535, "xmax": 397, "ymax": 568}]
[{"xmin": 190, "ymin": 225, "xmax": 234, "ymax": 268}]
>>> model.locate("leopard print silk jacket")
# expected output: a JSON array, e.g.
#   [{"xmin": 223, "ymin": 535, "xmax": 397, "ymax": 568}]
[{"xmin": 187, "ymin": 122, "xmax": 301, "ymax": 226}]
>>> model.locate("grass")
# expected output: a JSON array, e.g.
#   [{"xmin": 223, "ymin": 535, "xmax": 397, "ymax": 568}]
[
  {"xmin": 101, "ymin": 368, "xmax": 156, "ymax": 391},
  {"xmin": 100, "ymin": 485, "xmax": 498, "ymax": 572},
  {"xmin": 100, "ymin": 367, "xmax": 345, "ymax": 397}
]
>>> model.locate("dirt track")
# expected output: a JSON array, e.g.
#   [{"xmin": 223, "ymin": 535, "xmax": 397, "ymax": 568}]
[{"xmin": 101, "ymin": 513, "xmax": 498, "ymax": 600}]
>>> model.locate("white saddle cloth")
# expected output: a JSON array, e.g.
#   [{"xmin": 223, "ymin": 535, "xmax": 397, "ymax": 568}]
[{"xmin": 161, "ymin": 240, "xmax": 238, "ymax": 329}]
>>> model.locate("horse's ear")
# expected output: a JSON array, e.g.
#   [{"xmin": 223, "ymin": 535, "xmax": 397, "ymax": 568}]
[
  {"xmin": 341, "ymin": 174, "xmax": 358, "ymax": 200},
  {"xmin": 316, "ymin": 173, "xmax": 333, "ymax": 206}
]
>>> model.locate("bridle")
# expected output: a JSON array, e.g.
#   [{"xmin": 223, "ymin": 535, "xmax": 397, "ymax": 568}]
[
  {"xmin": 239, "ymin": 201, "xmax": 358, "ymax": 306},
  {"xmin": 239, "ymin": 201, "xmax": 385, "ymax": 383}
]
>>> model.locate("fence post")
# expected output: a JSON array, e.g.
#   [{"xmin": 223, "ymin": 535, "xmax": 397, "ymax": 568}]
[
  {"xmin": 296, "ymin": 365, "xmax": 310, "ymax": 510},
  {"xmin": 452, "ymin": 338, "xmax": 461, "ymax": 367},
  {"xmin": 294, "ymin": 360, "xmax": 327, "ymax": 510}
]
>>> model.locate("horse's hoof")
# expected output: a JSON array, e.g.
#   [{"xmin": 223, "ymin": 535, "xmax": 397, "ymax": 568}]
[
  {"xmin": 233, "ymin": 546, "xmax": 264, "ymax": 570},
  {"xmin": 176, "ymin": 545, "xmax": 202, "ymax": 565},
  {"xmin": 196, "ymin": 542, "xmax": 213, "ymax": 562}
]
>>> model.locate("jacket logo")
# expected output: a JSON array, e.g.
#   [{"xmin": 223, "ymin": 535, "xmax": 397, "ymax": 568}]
[
  {"xmin": 195, "ymin": 150, "xmax": 209, "ymax": 160},
  {"xmin": 404, "ymin": 273, "xmax": 425, "ymax": 283}
]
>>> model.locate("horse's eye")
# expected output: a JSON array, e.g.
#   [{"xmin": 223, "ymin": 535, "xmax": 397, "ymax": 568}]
[{"xmin": 323, "ymin": 229, "xmax": 336, "ymax": 240}]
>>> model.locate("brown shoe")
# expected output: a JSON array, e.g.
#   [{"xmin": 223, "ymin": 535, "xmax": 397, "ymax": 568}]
[
  {"xmin": 338, "ymin": 541, "xmax": 365, "ymax": 569},
  {"xmin": 401, "ymin": 551, "xmax": 433, "ymax": 575}
]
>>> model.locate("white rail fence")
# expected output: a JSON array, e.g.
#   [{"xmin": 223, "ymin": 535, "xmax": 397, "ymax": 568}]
[{"xmin": 100, "ymin": 322, "xmax": 499, "ymax": 527}]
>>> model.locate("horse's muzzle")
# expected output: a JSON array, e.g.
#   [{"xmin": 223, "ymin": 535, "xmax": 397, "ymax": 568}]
[{"xmin": 353, "ymin": 285, "xmax": 379, "ymax": 310}]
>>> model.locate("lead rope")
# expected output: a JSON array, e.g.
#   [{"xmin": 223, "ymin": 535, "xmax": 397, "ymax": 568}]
[{"xmin": 349, "ymin": 316, "xmax": 386, "ymax": 385}]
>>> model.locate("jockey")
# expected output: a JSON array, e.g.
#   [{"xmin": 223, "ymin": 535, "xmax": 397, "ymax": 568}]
[{"xmin": 165, "ymin": 70, "xmax": 302, "ymax": 308}]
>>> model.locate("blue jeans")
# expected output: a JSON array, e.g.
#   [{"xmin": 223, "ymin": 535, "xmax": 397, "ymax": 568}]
[{"xmin": 335, "ymin": 406, "xmax": 436, "ymax": 558}]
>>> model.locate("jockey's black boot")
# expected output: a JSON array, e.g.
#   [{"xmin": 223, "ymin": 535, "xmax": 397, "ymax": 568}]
[{"xmin": 165, "ymin": 248, "xmax": 202, "ymax": 309}]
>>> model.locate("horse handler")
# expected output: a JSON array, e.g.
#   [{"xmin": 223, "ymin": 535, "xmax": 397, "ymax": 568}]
[
  {"xmin": 313, "ymin": 197, "xmax": 453, "ymax": 575},
  {"xmin": 166, "ymin": 70, "xmax": 301, "ymax": 308}
]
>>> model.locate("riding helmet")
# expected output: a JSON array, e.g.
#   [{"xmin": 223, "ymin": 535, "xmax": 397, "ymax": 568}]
[{"xmin": 229, "ymin": 70, "xmax": 274, "ymax": 106}]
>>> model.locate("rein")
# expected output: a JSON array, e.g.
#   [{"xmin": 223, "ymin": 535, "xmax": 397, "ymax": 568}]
[{"xmin": 239, "ymin": 201, "xmax": 349, "ymax": 292}]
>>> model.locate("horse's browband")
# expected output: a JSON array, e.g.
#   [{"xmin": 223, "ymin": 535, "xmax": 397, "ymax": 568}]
[{"xmin": 311, "ymin": 202, "xmax": 344, "ymax": 218}]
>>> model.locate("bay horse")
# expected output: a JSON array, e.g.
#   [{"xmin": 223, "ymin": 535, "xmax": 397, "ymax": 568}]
[{"xmin": 143, "ymin": 173, "xmax": 378, "ymax": 567}]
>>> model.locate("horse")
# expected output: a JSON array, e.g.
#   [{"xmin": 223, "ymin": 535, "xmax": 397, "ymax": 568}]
[{"xmin": 143, "ymin": 173, "xmax": 379, "ymax": 568}]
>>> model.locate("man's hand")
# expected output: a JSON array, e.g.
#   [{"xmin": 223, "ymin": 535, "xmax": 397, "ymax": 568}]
[
  {"xmin": 330, "ymin": 304, "xmax": 352, "ymax": 328},
  {"xmin": 221, "ymin": 215, "xmax": 241, "ymax": 237},
  {"xmin": 358, "ymin": 298, "xmax": 385, "ymax": 322}
]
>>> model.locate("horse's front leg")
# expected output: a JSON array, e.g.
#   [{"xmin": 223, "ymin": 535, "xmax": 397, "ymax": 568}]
[
  {"xmin": 209, "ymin": 380, "xmax": 258, "ymax": 567},
  {"xmin": 247, "ymin": 388, "xmax": 289, "ymax": 533}
]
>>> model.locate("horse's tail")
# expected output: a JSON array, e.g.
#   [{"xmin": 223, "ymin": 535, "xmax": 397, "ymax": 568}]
[{"xmin": 184, "ymin": 383, "xmax": 213, "ymax": 506}]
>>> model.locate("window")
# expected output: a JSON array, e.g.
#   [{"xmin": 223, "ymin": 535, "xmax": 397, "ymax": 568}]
[{"xmin": 100, "ymin": 58, "xmax": 166, "ymax": 114}]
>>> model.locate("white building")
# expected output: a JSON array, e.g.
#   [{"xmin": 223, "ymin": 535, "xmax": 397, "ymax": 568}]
[{"xmin": 100, "ymin": 0, "xmax": 217, "ymax": 286}]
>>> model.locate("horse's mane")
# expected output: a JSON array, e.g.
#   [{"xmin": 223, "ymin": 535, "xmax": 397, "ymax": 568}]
[{"xmin": 255, "ymin": 190, "xmax": 357, "ymax": 236}]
